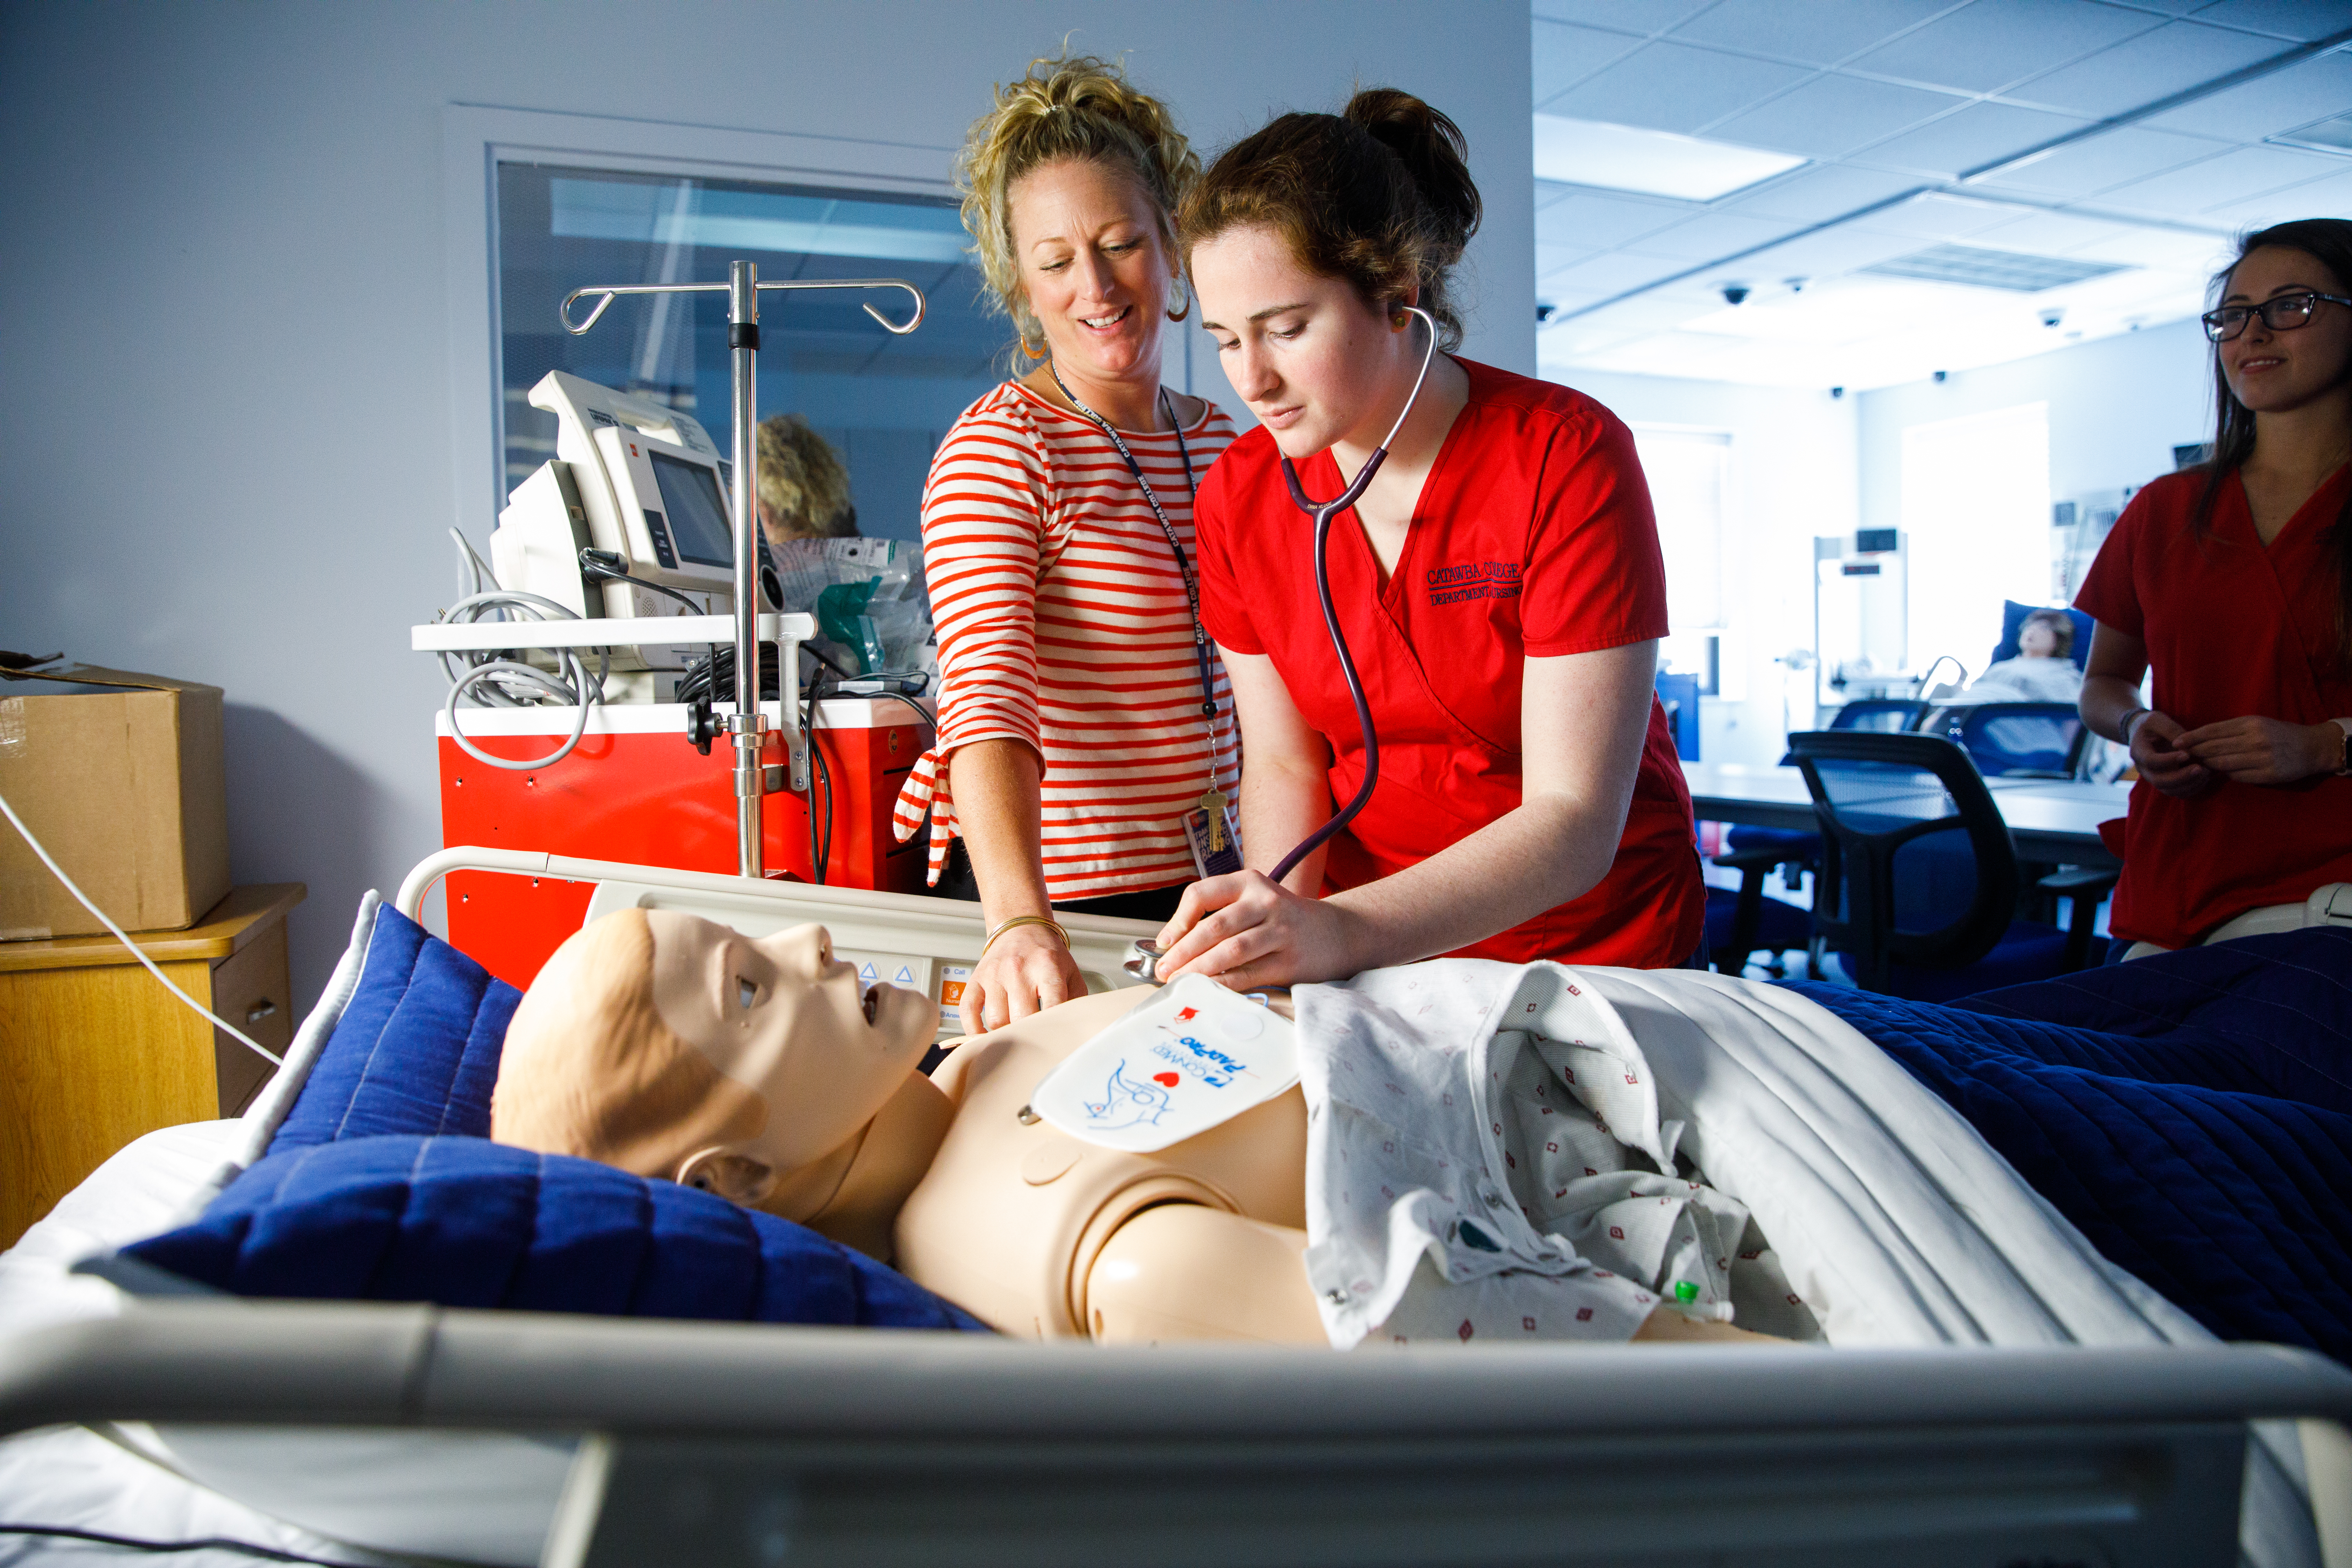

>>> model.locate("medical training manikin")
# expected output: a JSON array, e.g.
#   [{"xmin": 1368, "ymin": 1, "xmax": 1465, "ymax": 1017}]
[{"xmin": 489, "ymin": 909, "xmax": 1779, "ymax": 1347}]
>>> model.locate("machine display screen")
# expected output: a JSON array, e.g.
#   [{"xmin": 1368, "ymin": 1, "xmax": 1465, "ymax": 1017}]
[{"xmin": 649, "ymin": 449, "xmax": 734, "ymax": 568}]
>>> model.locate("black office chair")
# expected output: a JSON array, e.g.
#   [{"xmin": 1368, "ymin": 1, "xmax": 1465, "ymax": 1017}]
[
  {"xmin": 1711, "ymin": 698, "xmax": 1937, "ymax": 949},
  {"xmin": 1830, "ymin": 698, "xmax": 1930, "ymax": 733},
  {"xmin": 1784, "ymin": 730, "xmax": 2113, "ymax": 1001},
  {"xmin": 1937, "ymin": 702, "xmax": 2087, "ymax": 779}
]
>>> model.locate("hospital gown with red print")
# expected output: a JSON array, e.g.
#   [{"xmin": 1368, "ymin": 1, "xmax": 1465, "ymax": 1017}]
[{"xmin": 1297, "ymin": 959, "xmax": 1821, "ymax": 1349}]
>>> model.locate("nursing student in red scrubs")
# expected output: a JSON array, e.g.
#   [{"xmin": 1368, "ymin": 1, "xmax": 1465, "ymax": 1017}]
[
  {"xmin": 1150, "ymin": 88, "xmax": 1704, "ymax": 989},
  {"xmin": 2077, "ymin": 217, "xmax": 2352, "ymax": 955}
]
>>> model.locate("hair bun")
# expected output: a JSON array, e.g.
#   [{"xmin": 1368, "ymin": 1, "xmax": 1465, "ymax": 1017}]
[{"xmin": 1344, "ymin": 88, "xmax": 1480, "ymax": 253}]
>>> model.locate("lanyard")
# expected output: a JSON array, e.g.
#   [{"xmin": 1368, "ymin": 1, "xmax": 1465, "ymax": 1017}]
[{"xmin": 1046, "ymin": 368, "xmax": 1222, "ymax": 734}]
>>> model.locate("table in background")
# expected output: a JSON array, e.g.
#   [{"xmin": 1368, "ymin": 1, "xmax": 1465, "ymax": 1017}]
[
  {"xmin": 0, "ymin": 883, "xmax": 303, "ymax": 1248},
  {"xmin": 1682, "ymin": 762, "xmax": 2128, "ymax": 869}
]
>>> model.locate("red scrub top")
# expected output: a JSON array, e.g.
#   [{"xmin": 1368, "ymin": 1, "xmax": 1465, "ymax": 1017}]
[
  {"xmin": 1193, "ymin": 359, "xmax": 1703, "ymax": 968},
  {"xmin": 2075, "ymin": 464, "xmax": 2352, "ymax": 948}
]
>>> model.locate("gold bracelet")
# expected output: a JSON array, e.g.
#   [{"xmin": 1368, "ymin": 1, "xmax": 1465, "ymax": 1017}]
[{"xmin": 981, "ymin": 914, "xmax": 1069, "ymax": 958}]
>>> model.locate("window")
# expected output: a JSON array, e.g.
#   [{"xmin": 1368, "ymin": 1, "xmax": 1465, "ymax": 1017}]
[
  {"xmin": 1899, "ymin": 403, "xmax": 2051, "ymax": 680},
  {"xmin": 1632, "ymin": 427, "xmax": 1733, "ymax": 697},
  {"xmin": 495, "ymin": 164, "xmax": 1007, "ymax": 540}
]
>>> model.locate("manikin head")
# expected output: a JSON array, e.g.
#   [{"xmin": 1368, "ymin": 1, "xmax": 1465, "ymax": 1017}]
[
  {"xmin": 2017, "ymin": 609, "xmax": 2072, "ymax": 661},
  {"xmin": 491, "ymin": 909, "xmax": 939, "ymax": 1216}
]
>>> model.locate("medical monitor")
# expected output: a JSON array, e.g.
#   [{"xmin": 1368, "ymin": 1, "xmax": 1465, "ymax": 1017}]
[
  {"xmin": 592, "ymin": 424, "xmax": 736, "ymax": 600},
  {"xmin": 649, "ymin": 448, "xmax": 734, "ymax": 569}
]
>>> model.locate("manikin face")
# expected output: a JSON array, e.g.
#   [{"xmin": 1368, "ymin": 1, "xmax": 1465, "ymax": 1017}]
[
  {"xmin": 1007, "ymin": 157, "xmax": 1174, "ymax": 391},
  {"xmin": 645, "ymin": 911, "xmax": 938, "ymax": 1175},
  {"xmin": 1192, "ymin": 222, "xmax": 1410, "ymax": 460},
  {"xmin": 2219, "ymin": 246, "xmax": 2352, "ymax": 416},
  {"xmin": 2018, "ymin": 620, "xmax": 2059, "ymax": 659}
]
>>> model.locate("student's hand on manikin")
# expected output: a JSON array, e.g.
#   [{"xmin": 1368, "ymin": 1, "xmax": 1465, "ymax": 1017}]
[
  {"xmin": 2130, "ymin": 711, "xmax": 2219, "ymax": 799},
  {"xmin": 2176, "ymin": 714, "xmax": 2343, "ymax": 786},
  {"xmin": 1153, "ymin": 870, "xmax": 1361, "ymax": 991},
  {"xmin": 961, "ymin": 925, "xmax": 1085, "ymax": 1036}
]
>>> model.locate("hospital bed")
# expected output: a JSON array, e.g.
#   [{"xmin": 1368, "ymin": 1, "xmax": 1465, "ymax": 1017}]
[{"xmin": 1, "ymin": 849, "xmax": 2348, "ymax": 1568}]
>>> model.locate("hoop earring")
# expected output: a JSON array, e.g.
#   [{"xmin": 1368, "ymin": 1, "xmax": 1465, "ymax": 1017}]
[
  {"xmin": 1167, "ymin": 276, "xmax": 1192, "ymax": 323},
  {"xmin": 1021, "ymin": 335, "xmax": 1048, "ymax": 361}
]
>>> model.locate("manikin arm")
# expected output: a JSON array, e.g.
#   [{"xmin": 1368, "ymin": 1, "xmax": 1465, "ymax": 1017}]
[
  {"xmin": 1086, "ymin": 1205, "xmax": 1328, "ymax": 1345},
  {"xmin": 1084, "ymin": 1204, "xmax": 1780, "ymax": 1346}
]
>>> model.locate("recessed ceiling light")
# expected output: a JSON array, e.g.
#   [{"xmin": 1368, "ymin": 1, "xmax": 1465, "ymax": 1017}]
[
  {"xmin": 1532, "ymin": 114, "xmax": 1807, "ymax": 202},
  {"xmin": 2269, "ymin": 113, "xmax": 2352, "ymax": 155},
  {"xmin": 1861, "ymin": 243, "xmax": 2128, "ymax": 293}
]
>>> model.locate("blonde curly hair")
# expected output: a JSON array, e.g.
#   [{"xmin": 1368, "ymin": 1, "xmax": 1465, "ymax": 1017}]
[
  {"xmin": 755, "ymin": 414, "xmax": 855, "ymax": 542},
  {"xmin": 955, "ymin": 52, "xmax": 1200, "ymax": 355}
]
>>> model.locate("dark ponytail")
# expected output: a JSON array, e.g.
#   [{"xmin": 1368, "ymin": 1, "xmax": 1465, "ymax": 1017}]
[
  {"xmin": 1177, "ymin": 88, "xmax": 1482, "ymax": 350},
  {"xmin": 2193, "ymin": 217, "xmax": 2352, "ymax": 669}
]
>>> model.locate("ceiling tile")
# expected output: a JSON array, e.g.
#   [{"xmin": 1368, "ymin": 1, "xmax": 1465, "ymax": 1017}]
[
  {"xmin": 1729, "ymin": 221, "xmax": 1936, "ymax": 278},
  {"xmin": 1997, "ymin": 21, "xmax": 2290, "ymax": 118},
  {"xmin": 1705, "ymin": 71, "xmax": 1968, "ymax": 155},
  {"xmin": 1540, "ymin": 250, "xmax": 1706, "ymax": 296},
  {"xmin": 1969, "ymin": 124, "xmax": 2234, "ymax": 195},
  {"xmin": 2183, "ymin": 0, "xmax": 2352, "ymax": 41},
  {"xmin": 1535, "ymin": 189, "xmax": 1693, "ymax": 248},
  {"xmin": 1542, "ymin": 41, "xmax": 1818, "ymax": 134},
  {"xmin": 2096, "ymin": 140, "xmax": 2349, "ymax": 213},
  {"xmin": 1963, "ymin": 206, "xmax": 2147, "ymax": 253},
  {"xmin": 1536, "ymin": 241, "xmax": 1602, "ymax": 278},
  {"xmin": 1618, "ymin": 209, "xmax": 1812, "ymax": 259},
  {"xmin": 2064, "ymin": 226, "xmax": 2237, "ymax": 270},
  {"xmin": 1533, "ymin": 19, "xmax": 1650, "ymax": 107},
  {"xmin": 1714, "ymin": 161, "xmax": 1928, "ymax": 220},
  {"xmin": 2140, "ymin": 47, "xmax": 2352, "ymax": 139},
  {"xmin": 1530, "ymin": 0, "xmax": 1712, "ymax": 31},
  {"xmin": 1849, "ymin": 0, "xmax": 2161, "ymax": 94},
  {"xmin": 1661, "ymin": 0, "xmax": 1960, "ymax": 69},
  {"xmin": 1847, "ymin": 190, "xmax": 2040, "ymax": 238},
  {"xmin": 2193, "ymin": 164, "xmax": 2352, "ymax": 228},
  {"xmin": 1858, "ymin": 100, "xmax": 2094, "ymax": 177}
]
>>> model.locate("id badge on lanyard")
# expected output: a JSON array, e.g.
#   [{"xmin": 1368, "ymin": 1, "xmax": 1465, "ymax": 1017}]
[
  {"xmin": 1182, "ymin": 796, "xmax": 1243, "ymax": 879},
  {"xmin": 1052, "ymin": 370, "xmax": 1244, "ymax": 881}
]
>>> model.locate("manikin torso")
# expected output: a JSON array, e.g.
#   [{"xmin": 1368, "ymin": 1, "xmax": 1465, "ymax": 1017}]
[
  {"xmin": 492, "ymin": 911, "xmax": 1753, "ymax": 1348},
  {"xmin": 894, "ymin": 988, "xmax": 1306, "ymax": 1339}
]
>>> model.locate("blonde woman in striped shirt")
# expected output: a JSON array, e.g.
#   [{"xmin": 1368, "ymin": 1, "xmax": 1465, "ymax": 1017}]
[{"xmin": 894, "ymin": 54, "xmax": 1241, "ymax": 1034}]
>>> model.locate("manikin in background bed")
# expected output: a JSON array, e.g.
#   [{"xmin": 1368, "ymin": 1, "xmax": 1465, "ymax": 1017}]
[{"xmin": 489, "ymin": 909, "xmax": 1778, "ymax": 1348}]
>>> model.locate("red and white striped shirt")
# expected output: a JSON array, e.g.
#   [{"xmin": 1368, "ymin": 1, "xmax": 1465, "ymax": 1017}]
[{"xmin": 894, "ymin": 379, "xmax": 1241, "ymax": 900}]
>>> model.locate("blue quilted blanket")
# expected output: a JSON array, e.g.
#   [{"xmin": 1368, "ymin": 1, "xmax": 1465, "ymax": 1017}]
[{"xmin": 1786, "ymin": 928, "xmax": 2352, "ymax": 1361}]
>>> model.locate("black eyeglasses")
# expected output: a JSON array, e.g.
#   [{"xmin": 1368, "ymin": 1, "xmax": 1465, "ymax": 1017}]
[{"xmin": 2201, "ymin": 290, "xmax": 2352, "ymax": 342}]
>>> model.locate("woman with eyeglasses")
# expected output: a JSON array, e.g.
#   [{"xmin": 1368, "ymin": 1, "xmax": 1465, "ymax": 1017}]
[{"xmin": 2076, "ymin": 217, "xmax": 2352, "ymax": 958}]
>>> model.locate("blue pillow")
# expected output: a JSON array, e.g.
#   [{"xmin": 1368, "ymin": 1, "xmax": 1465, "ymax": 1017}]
[
  {"xmin": 123, "ymin": 1135, "xmax": 989, "ymax": 1332},
  {"xmin": 273, "ymin": 905, "xmax": 518, "ymax": 1150}
]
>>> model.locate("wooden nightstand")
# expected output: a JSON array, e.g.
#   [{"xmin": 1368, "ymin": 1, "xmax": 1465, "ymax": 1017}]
[{"xmin": 0, "ymin": 882, "xmax": 305, "ymax": 1248}]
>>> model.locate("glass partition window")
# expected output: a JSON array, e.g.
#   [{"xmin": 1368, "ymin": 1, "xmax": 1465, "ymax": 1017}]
[
  {"xmin": 1634, "ymin": 428, "xmax": 1731, "ymax": 697},
  {"xmin": 496, "ymin": 164, "xmax": 1008, "ymax": 541},
  {"xmin": 1901, "ymin": 402, "xmax": 2051, "ymax": 680}
]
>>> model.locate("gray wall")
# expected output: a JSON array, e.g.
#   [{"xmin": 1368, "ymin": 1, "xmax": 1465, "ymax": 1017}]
[
  {"xmin": 0, "ymin": 0, "xmax": 1533, "ymax": 1013},
  {"xmin": 1857, "ymin": 318, "xmax": 2213, "ymax": 538}
]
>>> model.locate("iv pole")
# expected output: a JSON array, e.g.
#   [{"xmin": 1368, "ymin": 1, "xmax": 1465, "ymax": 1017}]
[{"xmin": 559, "ymin": 264, "xmax": 926, "ymax": 879}]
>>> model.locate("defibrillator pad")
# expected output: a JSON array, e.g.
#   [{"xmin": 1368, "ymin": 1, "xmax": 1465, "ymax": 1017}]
[{"xmin": 1030, "ymin": 975, "xmax": 1298, "ymax": 1153}]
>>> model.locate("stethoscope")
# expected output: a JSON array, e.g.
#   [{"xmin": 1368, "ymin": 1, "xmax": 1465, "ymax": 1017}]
[
  {"xmin": 1129, "ymin": 305, "xmax": 1439, "ymax": 983},
  {"xmin": 1267, "ymin": 304, "xmax": 1441, "ymax": 885}
]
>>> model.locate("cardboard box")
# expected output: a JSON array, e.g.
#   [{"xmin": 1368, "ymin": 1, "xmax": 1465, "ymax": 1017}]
[{"xmin": 0, "ymin": 665, "xmax": 230, "ymax": 940}]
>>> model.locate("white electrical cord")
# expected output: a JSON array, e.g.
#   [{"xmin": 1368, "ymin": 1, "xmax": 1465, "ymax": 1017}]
[
  {"xmin": 436, "ymin": 588, "xmax": 608, "ymax": 771},
  {"xmin": 0, "ymin": 786, "xmax": 282, "ymax": 1066}
]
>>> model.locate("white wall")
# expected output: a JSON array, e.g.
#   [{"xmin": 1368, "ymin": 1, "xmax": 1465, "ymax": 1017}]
[
  {"xmin": 1857, "ymin": 317, "xmax": 2213, "ymax": 587},
  {"xmin": 0, "ymin": 1, "xmax": 1534, "ymax": 1013},
  {"xmin": 1541, "ymin": 369, "xmax": 1860, "ymax": 766}
]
